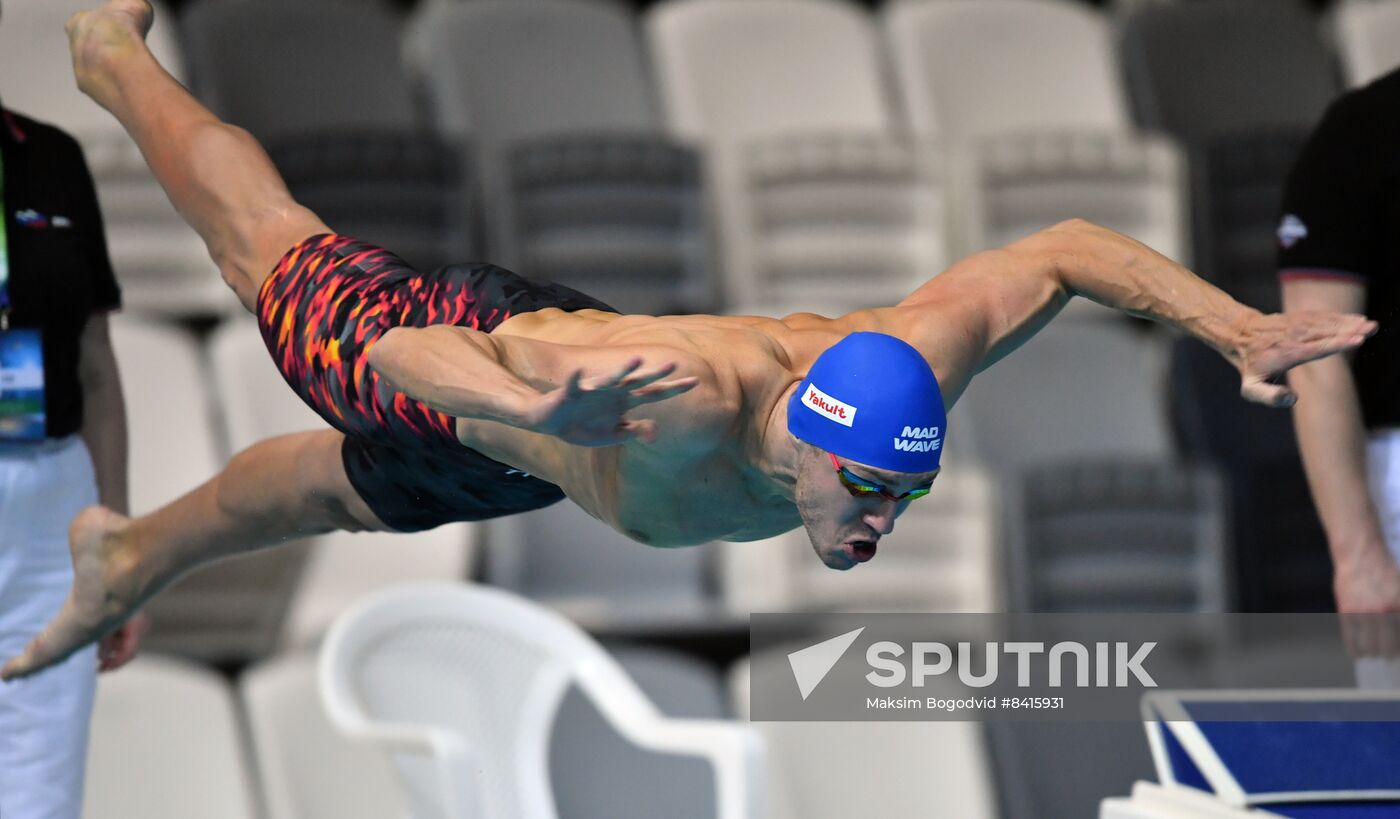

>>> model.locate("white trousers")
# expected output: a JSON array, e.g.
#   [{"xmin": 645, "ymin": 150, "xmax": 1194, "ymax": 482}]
[
  {"xmin": 1358, "ymin": 430, "xmax": 1400, "ymax": 689},
  {"xmin": 0, "ymin": 437, "xmax": 99, "ymax": 819}
]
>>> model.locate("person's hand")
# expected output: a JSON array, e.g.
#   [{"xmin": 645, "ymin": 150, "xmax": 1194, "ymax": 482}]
[
  {"xmin": 520, "ymin": 358, "xmax": 699, "ymax": 447},
  {"xmin": 97, "ymin": 610, "xmax": 150, "ymax": 672},
  {"xmin": 1232, "ymin": 310, "xmax": 1377, "ymax": 407},
  {"xmin": 1335, "ymin": 548, "xmax": 1400, "ymax": 659}
]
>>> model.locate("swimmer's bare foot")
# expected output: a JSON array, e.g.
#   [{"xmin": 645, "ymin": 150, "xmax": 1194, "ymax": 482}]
[
  {"xmin": 65, "ymin": 0, "xmax": 155, "ymax": 102},
  {"xmin": 1, "ymin": 506, "xmax": 145, "ymax": 681}
]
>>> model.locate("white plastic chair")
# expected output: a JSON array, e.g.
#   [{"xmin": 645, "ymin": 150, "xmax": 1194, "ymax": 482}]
[
  {"xmin": 241, "ymin": 651, "xmax": 408, "ymax": 819},
  {"xmin": 882, "ymin": 0, "xmax": 1188, "ymax": 283},
  {"xmin": 728, "ymin": 655, "xmax": 997, "ymax": 819},
  {"xmin": 83, "ymin": 656, "xmax": 259, "ymax": 819},
  {"xmin": 1332, "ymin": 0, "xmax": 1400, "ymax": 87},
  {"xmin": 646, "ymin": 0, "xmax": 952, "ymax": 310},
  {"xmin": 109, "ymin": 316, "xmax": 222, "ymax": 516},
  {"xmin": 319, "ymin": 582, "xmax": 766, "ymax": 818}
]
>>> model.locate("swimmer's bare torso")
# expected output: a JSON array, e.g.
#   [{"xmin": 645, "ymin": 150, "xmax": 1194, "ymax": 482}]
[{"xmin": 451, "ymin": 302, "xmax": 976, "ymax": 546}]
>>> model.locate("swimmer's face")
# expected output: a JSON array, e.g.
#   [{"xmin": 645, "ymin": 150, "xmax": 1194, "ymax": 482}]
[{"xmin": 793, "ymin": 443, "xmax": 938, "ymax": 570}]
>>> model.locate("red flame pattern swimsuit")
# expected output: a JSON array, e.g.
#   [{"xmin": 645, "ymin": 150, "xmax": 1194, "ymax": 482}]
[{"xmin": 256, "ymin": 234, "xmax": 616, "ymax": 531}]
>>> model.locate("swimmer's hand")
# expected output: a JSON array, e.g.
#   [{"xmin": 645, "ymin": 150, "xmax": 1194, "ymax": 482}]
[
  {"xmin": 520, "ymin": 358, "xmax": 700, "ymax": 446},
  {"xmin": 1231, "ymin": 310, "xmax": 1378, "ymax": 407}
]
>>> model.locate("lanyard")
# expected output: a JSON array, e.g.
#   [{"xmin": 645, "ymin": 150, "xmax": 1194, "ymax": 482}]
[{"xmin": 0, "ymin": 145, "xmax": 8, "ymax": 331}]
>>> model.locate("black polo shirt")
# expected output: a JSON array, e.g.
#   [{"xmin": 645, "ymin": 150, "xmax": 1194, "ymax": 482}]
[
  {"xmin": 1, "ymin": 107, "xmax": 121, "ymax": 439},
  {"xmin": 1277, "ymin": 68, "xmax": 1400, "ymax": 431}
]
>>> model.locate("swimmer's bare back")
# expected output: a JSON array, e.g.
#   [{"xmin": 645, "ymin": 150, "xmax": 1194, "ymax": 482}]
[{"xmin": 451, "ymin": 306, "xmax": 912, "ymax": 546}]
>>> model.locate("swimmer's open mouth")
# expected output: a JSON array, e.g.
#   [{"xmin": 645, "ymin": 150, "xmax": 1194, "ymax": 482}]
[{"xmin": 845, "ymin": 539, "xmax": 878, "ymax": 563}]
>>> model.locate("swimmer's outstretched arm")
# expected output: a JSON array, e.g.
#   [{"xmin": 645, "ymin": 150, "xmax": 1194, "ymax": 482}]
[
  {"xmin": 371, "ymin": 327, "xmax": 701, "ymax": 446},
  {"xmin": 898, "ymin": 218, "xmax": 1377, "ymax": 407}
]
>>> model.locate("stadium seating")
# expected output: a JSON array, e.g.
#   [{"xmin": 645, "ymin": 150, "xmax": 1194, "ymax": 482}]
[
  {"xmin": 1332, "ymin": 0, "xmax": 1400, "ymax": 86},
  {"xmin": 181, "ymin": 0, "xmax": 473, "ymax": 272},
  {"xmin": 481, "ymin": 497, "xmax": 735, "ymax": 635},
  {"xmin": 883, "ymin": 0, "xmax": 1188, "ymax": 285},
  {"xmin": 730, "ymin": 652, "xmax": 997, "ymax": 819},
  {"xmin": 240, "ymin": 650, "xmax": 410, "ymax": 819},
  {"xmin": 647, "ymin": 0, "xmax": 951, "ymax": 312},
  {"xmin": 406, "ymin": 0, "xmax": 710, "ymax": 314},
  {"xmin": 83, "ymin": 656, "xmax": 259, "ymax": 819},
  {"xmin": 113, "ymin": 315, "xmax": 307, "ymax": 663}
]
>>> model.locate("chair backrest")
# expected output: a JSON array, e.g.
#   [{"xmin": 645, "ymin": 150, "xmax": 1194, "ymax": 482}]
[
  {"xmin": 730, "ymin": 654, "xmax": 997, "ymax": 819},
  {"xmin": 407, "ymin": 0, "xmax": 660, "ymax": 141},
  {"xmin": 268, "ymin": 132, "xmax": 472, "ymax": 273},
  {"xmin": 550, "ymin": 644, "xmax": 727, "ymax": 819},
  {"xmin": 482, "ymin": 499, "xmax": 719, "ymax": 630},
  {"xmin": 179, "ymin": 0, "xmax": 418, "ymax": 142},
  {"xmin": 1168, "ymin": 336, "xmax": 1332, "ymax": 611},
  {"xmin": 954, "ymin": 321, "xmax": 1172, "ymax": 469},
  {"xmin": 1007, "ymin": 460, "xmax": 1228, "ymax": 612},
  {"xmin": 1332, "ymin": 0, "xmax": 1400, "ymax": 87},
  {"xmin": 884, "ymin": 0, "xmax": 1130, "ymax": 139},
  {"xmin": 209, "ymin": 317, "xmax": 326, "ymax": 454},
  {"xmin": 647, "ymin": 0, "xmax": 895, "ymax": 144},
  {"xmin": 84, "ymin": 656, "xmax": 259, "ymax": 819},
  {"xmin": 0, "ymin": 0, "xmax": 185, "ymax": 143},
  {"xmin": 319, "ymin": 583, "xmax": 714, "ymax": 818},
  {"xmin": 241, "ymin": 651, "xmax": 408, "ymax": 819},
  {"xmin": 114, "ymin": 317, "xmax": 310, "ymax": 664},
  {"xmin": 1189, "ymin": 129, "xmax": 1310, "ymax": 300},
  {"xmin": 1119, "ymin": 0, "xmax": 1338, "ymax": 141},
  {"xmin": 109, "ymin": 316, "xmax": 221, "ymax": 514},
  {"xmin": 1333, "ymin": 0, "xmax": 1400, "ymax": 87}
]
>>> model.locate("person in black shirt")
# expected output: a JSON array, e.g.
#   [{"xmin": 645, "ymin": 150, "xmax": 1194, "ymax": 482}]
[
  {"xmin": 0, "ymin": 14, "xmax": 147, "ymax": 818},
  {"xmin": 1280, "ymin": 68, "xmax": 1400, "ymax": 664}
]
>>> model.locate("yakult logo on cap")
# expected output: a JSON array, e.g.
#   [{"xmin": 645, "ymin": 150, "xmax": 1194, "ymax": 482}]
[{"xmin": 802, "ymin": 383, "xmax": 857, "ymax": 427}]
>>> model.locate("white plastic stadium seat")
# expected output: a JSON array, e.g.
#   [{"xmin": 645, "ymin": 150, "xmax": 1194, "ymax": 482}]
[
  {"xmin": 319, "ymin": 582, "xmax": 766, "ymax": 819},
  {"xmin": 954, "ymin": 321, "xmax": 1172, "ymax": 468},
  {"xmin": 109, "ymin": 316, "xmax": 221, "ymax": 515},
  {"xmin": 646, "ymin": 0, "xmax": 952, "ymax": 311},
  {"xmin": 82, "ymin": 656, "xmax": 259, "ymax": 819},
  {"xmin": 208, "ymin": 317, "xmax": 323, "ymax": 452},
  {"xmin": 240, "ymin": 650, "xmax": 408, "ymax": 819},
  {"xmin": 729, "ymin": 654, "xmax": 997, "ymax": 819},
  {"xmin": 482, "ymin": 498, "xmax": 732, "ymax": 634},
  {"xmin": 0, "ymin": 0, "xmax": 235, "ymax": 317},
  {"xmin": 882, "ymin": 0, "xmax": 1187, "ymax": 288},
  {"xmin": 1332, "ymin": 0, "xmax": 1400, "ymax": 87},
  {"xmin": 115, "ymin": 316, "xmax": 306, "ymax": 664},
  {"xmin": 405, "ymin": 0, "xmax": 712, "ymax": 314}
]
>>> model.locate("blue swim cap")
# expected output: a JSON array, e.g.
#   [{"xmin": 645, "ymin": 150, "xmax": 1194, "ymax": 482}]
[{"xmin": 787, "ymin": 332, "xmax": 946, "ymax": 473}]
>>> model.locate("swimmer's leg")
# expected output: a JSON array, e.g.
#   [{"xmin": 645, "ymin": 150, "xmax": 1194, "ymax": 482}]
[
  {"xmin": 65, "ymin": 0, "xmax": 329, "ymax": 310},
  {"xmin": 0, "ymin": 430, "xmax": 387, "ymax": 680}
]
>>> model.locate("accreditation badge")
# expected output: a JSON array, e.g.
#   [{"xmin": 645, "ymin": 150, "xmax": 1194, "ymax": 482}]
[{"xmin": 0, "ymin": 328, "xmax": 45, "ymax": 441}]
